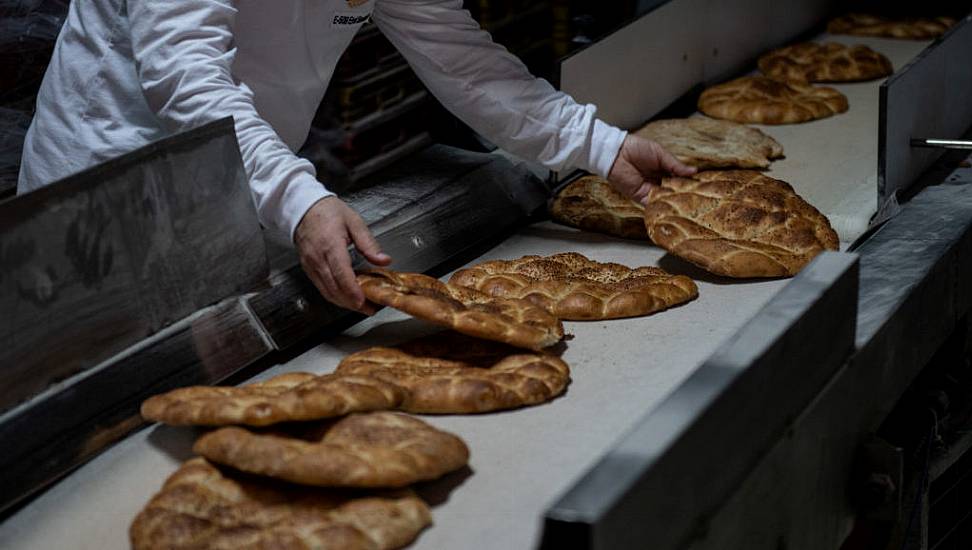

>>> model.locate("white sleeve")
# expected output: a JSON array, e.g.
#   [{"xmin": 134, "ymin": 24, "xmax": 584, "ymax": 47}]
[
  {"xmin": 127, "ymin": 0, "xmax": 331, "ymax": 242},
  {"xmin": 371, "ymin": 0, "xmax": 627, "ymax": 178}
]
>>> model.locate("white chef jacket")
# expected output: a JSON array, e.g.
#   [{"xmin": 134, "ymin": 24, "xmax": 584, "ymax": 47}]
[{"xmin": 18, "ymin": 0, "xmax": 627, "ymax": 242}]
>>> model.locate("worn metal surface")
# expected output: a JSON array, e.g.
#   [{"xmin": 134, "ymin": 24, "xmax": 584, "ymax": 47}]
[
  {"xmin": 0, "ymin": 118, "xmax": 267, "ymax": 415},
  {"xmin": 0, "ymin": 296, "xmax": 274, "ymax": 514},
  {"xmin": 541, "ymin": 252, "xmax": 859, "ymax": 550},
  {"xmin": 879, "ymin": 14, "xmax": 972, "ymax": 205}
]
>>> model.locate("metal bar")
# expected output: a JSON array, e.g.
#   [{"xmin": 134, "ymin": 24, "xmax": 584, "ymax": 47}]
[
  {"xmin": 911, "ymin": 138, "xmax": 972, "ymax": 150},
  {"xmin": 878, "ymin": 14, "xmax": 972, "ymax": 204},
  {"xmin": 542, "ymin": 251, "xmax": 859, "ymax": 550}
]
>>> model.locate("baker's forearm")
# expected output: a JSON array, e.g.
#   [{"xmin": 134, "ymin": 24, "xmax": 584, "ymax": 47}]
[
  {"xmin": 372, "ymin": 0, "xmax": 626, "ymax": 177},
  {"xmin": 128, "ymin": 0, "xmax": 329, "ymax": 240}
]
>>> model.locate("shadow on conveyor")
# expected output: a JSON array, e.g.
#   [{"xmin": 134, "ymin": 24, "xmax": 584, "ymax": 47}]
[
  {"xmin": 146, "ymin": 424, "xmax": 205, "ymax": 462},
  {"xmin": 413, "ymin": 465, "xmax": 475, "ymax": 507},
  {"xmin": 516, "ymin": 222, "xmax": 640, "ymax": 246},
  {"xmin": 658, "ymin": 252, "xmax": 789, "ymax": 286}
]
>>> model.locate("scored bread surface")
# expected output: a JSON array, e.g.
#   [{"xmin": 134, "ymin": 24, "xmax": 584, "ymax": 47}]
[
  {"xmin": 758, "ymin": 42, "xmax": 893, "ymax": 83},
  {"xmin": 357, "ymin": 269, "xmax": 564, "ymax": 350},
  {"xmin": 141, "ymin": 372, "xmax": 405, "ymax": 427},
  {"xmin": 634, "ymin": 117, "xmax": 784, "ymax": 169},
  {"xmin": 337, "ymin": 332, "xmax": 570, "ymax": 413},
  {"xmin": 827, "ymin": 13, "xmax": 955, "ymax": 39},
  {"xmin": 549, "ymin": 175, "xmax": 648, "ymax": 239},
  {"xmin": 129, "ymin": 457, "xmax": 431, "ymax": 550},
  {"xmin": 698, "ymin": 76, "xmax": 849, "ymax": 124},
  {"xmin": 450, "ymin": 252, "xmax": 698, "ymax": 320},
  {"xmin": 643, "ymin": 170, "xmax": 839, "ymax": 278},
  {"xmin": 194, "ymin": 411, "xmax": 469, "ymax": 488}
]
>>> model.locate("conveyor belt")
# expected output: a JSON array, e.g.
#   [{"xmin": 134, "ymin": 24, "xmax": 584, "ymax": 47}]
[
  {"xmin": 0, "ymin": 223, "xmax": 787, "ymax": 550},
  {"xmin": 0, "ymin": 26, "xmax": 940, "ymax": 550},
  {"xmin": 751, "ymin": 34, "xmax": 929, "ymax": 243}
]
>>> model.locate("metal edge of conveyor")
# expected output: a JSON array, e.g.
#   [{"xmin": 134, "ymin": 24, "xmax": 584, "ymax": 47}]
[
  {"xmin": 538, "ymin": 165, "xmax": 972, "ymax": 550},
  {"xmin": 0, "ymin": 136, "xmax": 548, "ymax": 515},
  {"xmin": 673, "ymin": 157, "xmax": 972, "ymax": 550},
  {"xmin": 878, "ymin": 13, "xmax": 972, "ymax": 209},
  {"xmin": 540, "ymin": 251, "xmax": 860, "ymax": 550}
]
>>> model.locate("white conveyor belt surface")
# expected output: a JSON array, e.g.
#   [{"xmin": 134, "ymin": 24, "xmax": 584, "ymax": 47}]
[
  {"xmin": 0, "ymin": 30, "xmax": 934, "ymax": 550},
  {"xmin": 749, "ymin": 34, "xmax": 929, "ymax": 243},
  {"xmin": 0, "ymin": 223, "xmax": 787, "ymax": 550}
]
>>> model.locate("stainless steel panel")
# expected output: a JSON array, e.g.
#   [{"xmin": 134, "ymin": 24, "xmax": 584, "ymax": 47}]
[
  {"xmin": 542, "ymin": 251, "xmax": 859, "ymax": 550},
  {"xmin": 879, "ymin": 14, "xmax": 972, "ymax": 204},
  {"xmin": 557, "ymin": 0, "xmax": 707, "ymax": 129},
  {"xmin": 688, "ymin": 180, "xmax": 972, "ymax": 550},
  {"xmin": 0, "ymin": 118, "xmax": 267, "ymax": 414},
  {"xmin": 0, "ymin": 295, "xmax": 273, "ymax": 513}
]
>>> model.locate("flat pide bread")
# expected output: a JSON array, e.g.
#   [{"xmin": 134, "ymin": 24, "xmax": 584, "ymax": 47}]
[
  {"xmin": 357, "ymin": 269, "xmax": 564, "ymax": 351},
  {"xmin": 758, "ymin": 42, "xmax": 893, "ymax": 83},
  {"xmin": 827, "ymin": 13, "xmax": 955, "ymax": 40},
  {"xmin": 644, "ymin": 170, "xmax": 839, "ymax": 278},
  {"xmin": 336, "ymin": 332, "xmax": 570, "ymax": 413},
  {"xmin": 549, "ymin": 175, "xmax": 647, "ymax": 239},
  {"xmin": 141, "ymin": 373, "xmax": 405, "ymax": 427},
  {"xmin": 194, "ymin": 412, "xmax": 469, "ymax": 488},
  {"xmin": 130, "ymin": 457, "xmax": 431, "ymax": 550},
  {"xmin": 698, "ymin": 76, "xmax": 849, "ymax": 125},
  {"xmin": 449, "ymin": 252, "xmax": 698, "ymax": 320},
  {"xmin": 634, "ymin": 117, "xmax": 784, "ymax": 169}
]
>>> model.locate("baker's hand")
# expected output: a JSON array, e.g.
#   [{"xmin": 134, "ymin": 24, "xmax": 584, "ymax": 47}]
[
  {"xmin": 295, "ymin": 196, "xmax": 391, "ymax": 314},
  {"xmin": 607, "ymin": 134, "xmax": 696, "ymax": 205}
]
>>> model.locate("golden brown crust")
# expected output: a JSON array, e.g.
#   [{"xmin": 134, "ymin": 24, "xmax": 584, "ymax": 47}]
[
  {"xmin": 549, "ymin": 175, "xmax": 648, "ymax": 239},
  {"xmin": 758, "ymin": 42, "xmax": 893, "ymax": 83},
  {"xmin": 634, "ymin": 117, "xmax": 784, "ymax": 169},
  {"xmin": 130, "ymin": 458, "xmax": 431, "ymax": 550},
  {"xmin": 194, "ymin": 412, "xmax": 469, "ymax": 488},
  {"xmin": 827, "ymin": 13, "xmax": 955, "ymax": 40},
  {"xmin": 643, "ymin": 170, "xmax": 839, "ymax": 278},
  {"xmin": 698, "ymin": 76, "xmax": 849, "ymax": 125},
  {"xmin": 336, "ymin": 334, "xmax": 570, "ymax": 413},
  {"xmin": 357, "ymin": 269, "xmax": 564, "ymax": 350},
  {"xmin": 141, "ymin": 373, "xmax": 405, "ymax": 427},
  {"xmin": 449, "ymin": 252, "xmax": 698, "ymax": 320}
]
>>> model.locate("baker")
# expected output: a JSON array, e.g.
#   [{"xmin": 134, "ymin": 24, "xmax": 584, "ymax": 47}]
[{"xmin": 18, "ymin": 0, "xmax": 695, "ymax": 312}]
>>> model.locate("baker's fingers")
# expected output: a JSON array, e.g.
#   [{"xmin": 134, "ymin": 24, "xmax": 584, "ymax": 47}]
[
  {"xmin": 345, "ymin": 210, "xmax": 391, "ymax": 266},
  {"xmin": 631, "ymin": 182, "xmax": 656, "ymax": 205},
  {"xmin": 656, "ymin": 144, "xmax": 696, "ymax": 176},
  {"xmin": 313, "ymin": 260, "xmax": 348, "ymax": 310},
  {"xmin": 325, "ymin": 242, "xmax": 368, "ymax": 312}
]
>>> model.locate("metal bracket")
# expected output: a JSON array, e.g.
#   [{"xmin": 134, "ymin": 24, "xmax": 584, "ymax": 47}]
[{"xmin": 910, "ymin": 138, "xmax": 972, "ymax": 151}]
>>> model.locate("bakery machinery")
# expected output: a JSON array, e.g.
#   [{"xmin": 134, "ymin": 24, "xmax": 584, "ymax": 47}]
[{"xmin": 2, "ymin": 1, "xmax": 972, "ymax": 549}]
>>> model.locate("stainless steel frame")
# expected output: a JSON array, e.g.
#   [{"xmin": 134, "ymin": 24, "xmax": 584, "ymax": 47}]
[
  {"xmin": 879, "ymin": 14, "xmax": 972, "ymax": 205},
  {"xmin": 542, "ymin": 252, "xmax": 860, "ymax": 549}
]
